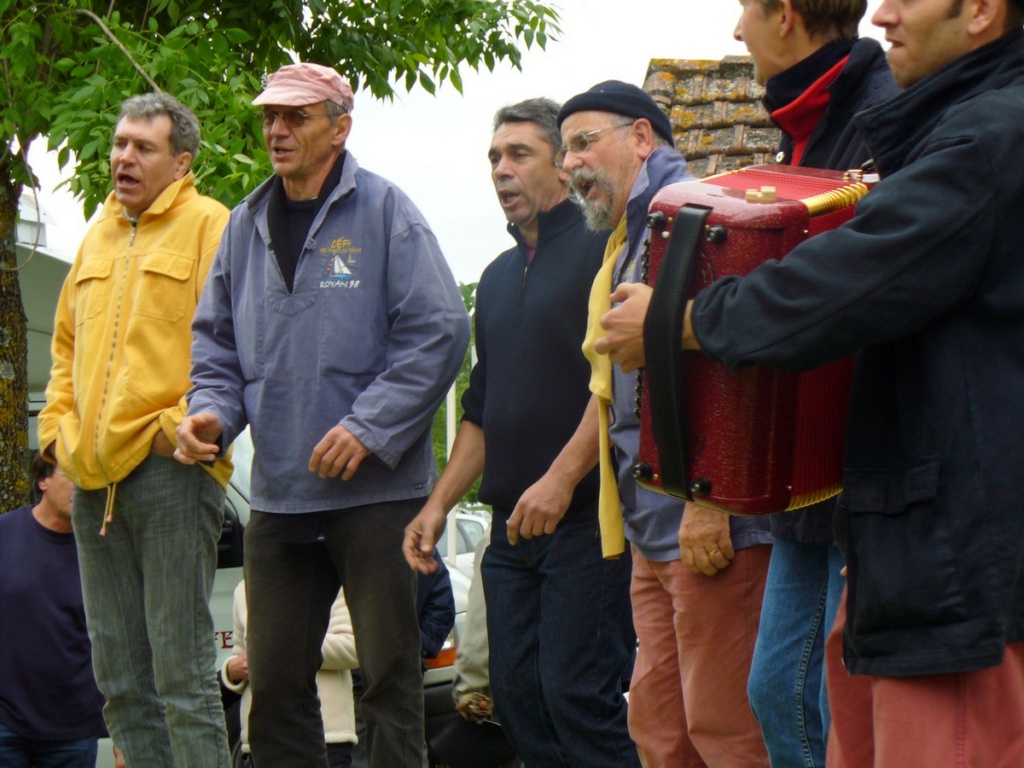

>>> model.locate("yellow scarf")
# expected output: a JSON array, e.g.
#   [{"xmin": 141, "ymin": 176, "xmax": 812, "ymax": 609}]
[{"xmin": 582, "ymin": 217, "xmax": 628, "ymax": 559}]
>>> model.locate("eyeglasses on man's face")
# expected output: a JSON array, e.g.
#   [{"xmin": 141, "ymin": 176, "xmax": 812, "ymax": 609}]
[
  {"xmin": 558, "ymin": 120, "xmax": 635, "ymax": 162},
  {"xmin": 261, "ymin": 108, "xmax": 328, "ymax": 129}
]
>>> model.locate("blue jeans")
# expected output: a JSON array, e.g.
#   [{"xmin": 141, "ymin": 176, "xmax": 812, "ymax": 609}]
[
  {"xmin": 0, "ymin": 722, "xmax": 97, "ymax": 768},
  {"xmin": 747, "ymin": 540, "xmax": 844, "ymax": 768},
  {"xmin": 244, "ymin": 499, "xmax": 425, "ymax": 768},
  {"xmin": 481, "ymin": 505, "xmax": 639, "ymax": 768},
  {"xmin": 73, "ymin": 454, "xmax": 229, "ymax": 768}
]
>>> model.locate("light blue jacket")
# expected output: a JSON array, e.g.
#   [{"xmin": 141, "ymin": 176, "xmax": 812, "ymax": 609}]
[{"xmin": 188, "ymin": 154, "xmax": 470, "ymax": 512}]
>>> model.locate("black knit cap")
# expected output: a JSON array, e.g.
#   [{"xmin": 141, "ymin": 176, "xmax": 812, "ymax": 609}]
[{"xmin": 557, "ymin": 80, "xmax": 675, "ymax": 148}]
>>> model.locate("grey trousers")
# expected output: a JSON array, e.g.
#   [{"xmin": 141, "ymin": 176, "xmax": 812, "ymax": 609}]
[{"xmin": 74, "ymin": 454, "xmax": 229, "ymax": 768}]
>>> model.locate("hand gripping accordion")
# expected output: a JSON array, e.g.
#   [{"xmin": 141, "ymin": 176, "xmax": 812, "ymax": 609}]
[{"xmin": 633, "ymin": 164, "xmax": 874, "ymax": 515}]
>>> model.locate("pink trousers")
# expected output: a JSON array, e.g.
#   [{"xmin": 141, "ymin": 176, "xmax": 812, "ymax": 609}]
[
  {"xmin": 826, "ymin": 587, "xmax": 1024, "ymax": 768},
  {"xmin": 628, "ymin": 544, "xmax": 771, "ymax": 768}
]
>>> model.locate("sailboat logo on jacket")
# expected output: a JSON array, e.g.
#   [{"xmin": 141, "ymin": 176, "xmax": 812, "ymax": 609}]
[
  {"xmin": 330, "ymin": 254, "xmax": 352, "ymax": 278},
  {"xmin": 320, "ymin": 236, "xmax": 361, "ymax": 289}
]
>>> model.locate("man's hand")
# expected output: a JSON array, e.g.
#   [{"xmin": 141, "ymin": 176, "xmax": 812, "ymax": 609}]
[
  {"xmin": 309, "ymin": 425, "xmax": 370, "ymax": 480},
  {"xmin": 456, "ymin": 692, "xmax": 494, "ymax": 723},
  {"xmin": 174, "ymin": 413, "xmax": 224, "ymax": 465},
  {"xmin": 678, "ymin": 502, "xmax": 734, "ymax": 576},
  {"xmin": 594, "ymin": 282, "xmax": 653, "ymax": 372},
  {"xmin": 503, "ymin": 473, "xmax": 577, "ymax": 544},
  {"xmin": 151, "ymin": 429, "xmax": 175, "ymax": 458},
  {"xmin": 506, "ymin": 472, "xmax": 573, "ymax": 545},
  {"xmin": 225, "ymin": 652, "xmax": 249, "ymax": 685},
  {"xmin": 403, "ymin": 505, "xmax": 449, "ymax": 574}
]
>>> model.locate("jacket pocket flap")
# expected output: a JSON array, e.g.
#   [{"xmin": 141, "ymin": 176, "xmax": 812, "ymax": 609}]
[
  {"xmin": 75, "ymin": 258, "xmax": 113, "ymax": 283},
  {"xmin": 843, "ymin": 455, "xmax": 941, "ymax": 515},
  {"xmin": 140, "ymin": 252, "xmax": 193, "ymax": 281}
]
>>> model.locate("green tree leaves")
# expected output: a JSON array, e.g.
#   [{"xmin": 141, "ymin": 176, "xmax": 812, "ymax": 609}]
[
  {"xmin": 0, "ymin": 0, "xmax": 555, "ymax": 509},
  {"xmin": 0, "ymin": 0, "xmax": 559, "ymax": 213}
]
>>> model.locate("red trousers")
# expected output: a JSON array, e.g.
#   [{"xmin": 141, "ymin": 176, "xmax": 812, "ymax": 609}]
[
  {"xmin": 628, "ymin": 545, "xmax": 771, "ymax": 768},
  {"xmin": 826, "ymin": 587, "xmax": 1024, "ymax": 768}
]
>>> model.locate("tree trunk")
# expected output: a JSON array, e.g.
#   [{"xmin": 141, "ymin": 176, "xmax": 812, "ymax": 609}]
[{"xmin": 0, "ymin": 177, "xmax": 29, "ymax": 512}]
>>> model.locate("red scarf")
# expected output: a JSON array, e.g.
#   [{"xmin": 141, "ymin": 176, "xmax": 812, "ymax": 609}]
[{"xmin": 770, "ymin": 56, "xmax": 849, "ymax": 165}]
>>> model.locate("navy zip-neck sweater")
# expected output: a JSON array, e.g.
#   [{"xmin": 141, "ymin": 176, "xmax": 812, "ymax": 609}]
[{"xmin": 461, "ymin": 199, "xmax": 608, "ymax": 516}]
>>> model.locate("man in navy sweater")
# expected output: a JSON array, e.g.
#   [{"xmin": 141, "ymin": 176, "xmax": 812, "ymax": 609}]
[
  {"xmin": 0, "ymin": 453, "xmax": 105, "ymax": 767},
  {"xmin": 404, "ymin": 98, "xmax": 638, "ymax": 768}
]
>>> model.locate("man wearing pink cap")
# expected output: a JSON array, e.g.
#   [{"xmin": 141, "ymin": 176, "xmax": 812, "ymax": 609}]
[{"xmin": 177, "ymin": 63, "xmax": 470, "ymax": 768}]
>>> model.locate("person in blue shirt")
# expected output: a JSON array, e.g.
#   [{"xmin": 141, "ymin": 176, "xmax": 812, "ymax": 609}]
[
  {"xmin": 0, "ymin": 453, "xmax": 106, "ymax": 767},
  {"xmin": 177, "ymin": 62, "xmax": 468, "ymax": 768}
]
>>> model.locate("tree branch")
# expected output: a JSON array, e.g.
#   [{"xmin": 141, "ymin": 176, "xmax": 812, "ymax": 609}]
[
  {"xmin": 0, "ymin": 145, "xmax": 39, "ymax": 273},
  {"xmin": 66, "ymin": 8, "xmax": 162, "ymax": 93},
  {"xmin": 0, "ymin": 57, "xmax": 11, "ymax": 172}
]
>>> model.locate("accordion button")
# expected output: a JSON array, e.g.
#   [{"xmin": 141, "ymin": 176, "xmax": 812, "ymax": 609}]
[
  {"xmin": 645, "ymin": 210, "xmax": 667, "ymax": 230},
  {"xmin": 689, "ymin": 477, "xmax": 712, "ymax": 497},
  {"xmin": 706, "ymin": 225, "xmax": 727, "ymax": 244}
]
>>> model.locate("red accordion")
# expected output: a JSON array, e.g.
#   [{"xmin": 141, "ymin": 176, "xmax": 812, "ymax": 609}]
[{"xmin": 634, "ymin": 165, "xmax": 873, "ymax": 515}]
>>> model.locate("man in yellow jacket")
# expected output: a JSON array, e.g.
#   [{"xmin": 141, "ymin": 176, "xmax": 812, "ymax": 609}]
[{"xmin": 38, "ymin": 92, "xmax": 232, "ymax": 768}]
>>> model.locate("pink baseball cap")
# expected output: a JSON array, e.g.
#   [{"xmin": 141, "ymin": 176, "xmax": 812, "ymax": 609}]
[{"xmin": 252, "ymin": 63, "xmax": 354, "ymax": 112}]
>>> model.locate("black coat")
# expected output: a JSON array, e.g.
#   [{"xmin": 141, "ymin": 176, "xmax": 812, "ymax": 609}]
[
  {"xmin": 693, "ymin": 29, "xmax": 1024, "ymax": 677},
  {"xmin": 775, "ymin": 38, "xmax": 899, "ymax": 171}
]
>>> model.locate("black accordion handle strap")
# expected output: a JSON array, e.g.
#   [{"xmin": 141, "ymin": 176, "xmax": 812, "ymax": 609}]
[{"xmin": 642, "ymin": 204, "xmax": 711, "ymax": 500}]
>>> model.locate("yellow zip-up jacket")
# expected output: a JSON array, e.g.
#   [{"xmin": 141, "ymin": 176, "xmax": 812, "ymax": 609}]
[{"xmin": 38, "ymin": 173, "xmax": 232, "ymax": 492}]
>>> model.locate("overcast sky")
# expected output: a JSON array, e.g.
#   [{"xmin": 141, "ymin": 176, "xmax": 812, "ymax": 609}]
[{"xmin": 32, "ymin": 0, "xmax": 887, "ymax": 281}]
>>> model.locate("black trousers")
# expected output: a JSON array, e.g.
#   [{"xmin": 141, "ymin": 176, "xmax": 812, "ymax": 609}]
[{"xmin": 244, "ymin": 499, "xmax": 426, "ymax": 768}]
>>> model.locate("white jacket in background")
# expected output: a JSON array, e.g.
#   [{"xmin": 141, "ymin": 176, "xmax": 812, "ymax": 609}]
[{"xmin": 222, "ymin": 581, "xmax": 358, "ymax": 750}]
